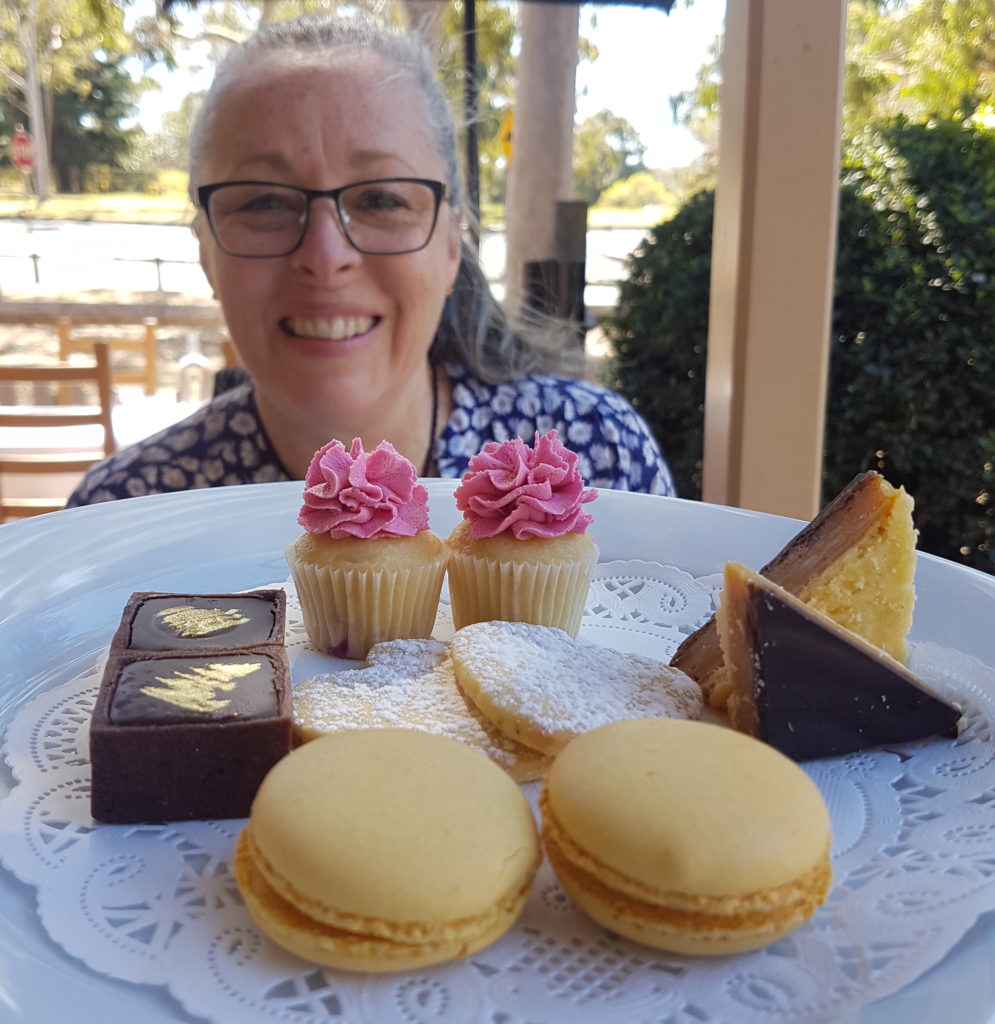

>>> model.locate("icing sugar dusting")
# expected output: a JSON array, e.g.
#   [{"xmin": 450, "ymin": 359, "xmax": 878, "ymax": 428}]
[
  {"xmin": 292, "ymin": 638, "xmax": 547, "ymax": 782},
  {"xmin": 450, "ymin": 621, "xmax": 703, "ymax": 752}
]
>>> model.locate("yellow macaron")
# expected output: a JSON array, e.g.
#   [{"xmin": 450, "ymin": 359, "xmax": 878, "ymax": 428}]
[
  {"xmin": 540, "ymin": 718, "xmax": 832, "ymax": 955},
  {"xmin": 235, "ymin": 728, "xmax": 541, "ymax": 971}
]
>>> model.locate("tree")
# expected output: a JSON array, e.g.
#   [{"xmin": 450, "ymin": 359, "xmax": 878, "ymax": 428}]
[
  {"xmin": 598, "ymin": 170, "xmax": 674, "ymax": 212},
  {"xmin": 603, "ymin": 116, "xmax": 995, "ymax": 573},
  {"xmin": 50, "ymin": 53, "xmax": 141, "ymax": 191},
  {"xmin": 434, "ymin": 0, "xmax": 518, "ymax": 209},
  {"xmin": 677, "ymin": 0, "xmax": 995, "ymax": 153},
  {"xmin": 0, "ymin": 0, "xmax": 139, "ymax": 200},
  {"xmin": 572, "ymin": 109, "xmax": 646, "ymax": 204},
  {"xmin": 844, "ymin": 0, "xmax": 995, "ymax": 135},
  {"xmin": 156, "ymin": 89, "xmax": 205, "ymax": 171}
]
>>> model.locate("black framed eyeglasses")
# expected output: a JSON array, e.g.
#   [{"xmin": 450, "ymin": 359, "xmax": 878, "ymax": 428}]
[{"xmin": 196, "ymin": 177, "xmax": 448, "ymax": 258}]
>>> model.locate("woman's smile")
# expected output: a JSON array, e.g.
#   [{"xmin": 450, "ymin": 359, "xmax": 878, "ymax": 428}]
[{"xmin": 280, "ymin": 314, "xmax": 378, "ymax": 341}]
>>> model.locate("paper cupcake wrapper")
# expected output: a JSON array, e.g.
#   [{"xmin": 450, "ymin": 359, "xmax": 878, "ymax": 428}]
[
  {"xmin": 447, "ymin": 548, "xmax": 597, "ymax": 637},
  {"xmin": 286, "ymin": 547, "xmax": 447, "ymax": 660}
]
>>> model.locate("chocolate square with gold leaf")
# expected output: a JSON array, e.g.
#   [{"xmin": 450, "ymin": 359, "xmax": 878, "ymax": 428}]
[
  {"xmin": 112, "ymin": 591, "xmax": 286, "ymax": 653},
  {"xmin": 90, "ymin": 649, "xmax": 292, "ymax": 823}
]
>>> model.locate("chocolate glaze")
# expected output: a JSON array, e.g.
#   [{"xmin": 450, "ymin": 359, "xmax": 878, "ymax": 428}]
[
  {"xmin": 672, "ymin": 471, "xmax": 890, "ymax": 683},
  {"xmin": 745, "ymin": 586, "xmax": 961, "ymax": 761},
  {"xmin": 90, "ymin": 648, "xmax": 292, "ymax": 823},
  {"xmin": 113, "ymin": 591, "xmax": 286, "ymax": 652},
  {"xmin": 109, "ymin": 653, "xmax": 280, "ymax": 724}
]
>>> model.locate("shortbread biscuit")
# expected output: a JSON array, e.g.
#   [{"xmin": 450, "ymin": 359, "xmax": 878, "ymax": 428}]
[
  {"xmin": 450, "ymin": 621, "xmax": 702, "ymax": 755},
  {"xmin": 292, "ymin": 638, "xmax": 549, "ymax": 782}
]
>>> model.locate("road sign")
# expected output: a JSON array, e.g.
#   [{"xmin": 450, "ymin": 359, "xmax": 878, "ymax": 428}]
[
  {"xmin": 499, "ymin": 110, "xmax": 514, "ymax": 162},
  {"xmin": 10, "ymin": 131, "xmax": 34, "ymax": 172}
]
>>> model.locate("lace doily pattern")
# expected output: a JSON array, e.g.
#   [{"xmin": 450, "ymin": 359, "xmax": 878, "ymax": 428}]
[{"xmin": 0, "ymin": 563, "xmax": 993, "ymax": 1024}]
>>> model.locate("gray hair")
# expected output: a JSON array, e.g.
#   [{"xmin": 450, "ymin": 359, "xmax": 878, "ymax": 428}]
[{"xmin": 189, "ymin": 12, "xmax": 580, "ymax": 383}]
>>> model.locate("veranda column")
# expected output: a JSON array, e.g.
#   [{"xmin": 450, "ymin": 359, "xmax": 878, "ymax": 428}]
[
  {"xmin": 504, "ymin": 2, "xmax": 580, "ymax": 310},
  {"xmin": 702, "ymin": 0, "xmax": 847, "ymax": 519}
]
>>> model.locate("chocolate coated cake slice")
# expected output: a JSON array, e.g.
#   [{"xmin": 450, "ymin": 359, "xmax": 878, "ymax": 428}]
[
  {"xmin": 716, "ymin": 562, "xmax": 961, "ymax": 760},
  {"xmin": 90, "ymin": 649, "xmax": 292, "ymax": 823},
  {"xmin": 112, "ymin": 590, "xmax": 287, "ymax": 652},
  {"xmin": 672, "ymin": 471, "xmax": 917, "ymax": 710}
]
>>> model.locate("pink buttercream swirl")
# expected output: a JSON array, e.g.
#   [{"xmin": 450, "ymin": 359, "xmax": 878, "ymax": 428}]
[
  {"xmin": 298, "ymin": 438, "xmax": 429, "ymax": 539},
  {"xmin": 454, "ymin": 429, "xmax": 597, "ymax": 540}
]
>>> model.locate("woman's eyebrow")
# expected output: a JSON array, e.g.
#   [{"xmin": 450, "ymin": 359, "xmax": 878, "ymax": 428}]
[{"xmin": 226, "ymin": 152, "xmax": 297, "ymax": 177}]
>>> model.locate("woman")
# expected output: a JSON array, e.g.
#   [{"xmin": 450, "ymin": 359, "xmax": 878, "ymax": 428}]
[{"xmin": 68, "ymin": 13, "xmax": 675, "ymax": 506}]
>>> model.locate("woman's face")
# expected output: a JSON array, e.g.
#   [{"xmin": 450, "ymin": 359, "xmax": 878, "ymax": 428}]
[{"xmin": 196, "ymin": 52, "xmax": 461, "ymax": 422}]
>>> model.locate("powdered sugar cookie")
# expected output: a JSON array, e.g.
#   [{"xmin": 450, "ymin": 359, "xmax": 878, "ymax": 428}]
[
  {"xmin": 292, "ymin": 638, "xmax": 549, "ymax": 782},
  {"xmin": 450, "ymin": 622, "xmax": 703, "ymax": 755}
]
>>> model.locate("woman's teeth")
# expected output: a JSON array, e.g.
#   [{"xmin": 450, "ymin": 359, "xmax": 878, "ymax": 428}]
[{"xmin": 284, "ymin": 316, "xmax": 375, "ymax": 340}]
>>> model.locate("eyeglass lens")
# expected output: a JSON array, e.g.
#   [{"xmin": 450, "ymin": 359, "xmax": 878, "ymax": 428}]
[{"xmin": 206, "ymin": 180, "xmax": 441, "ymax": 256}]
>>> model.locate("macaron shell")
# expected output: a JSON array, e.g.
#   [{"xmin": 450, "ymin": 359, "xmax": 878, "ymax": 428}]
[
  {"xmin": 541, "ymin": 719, "xmax": 832, "ymax": 955},
  {"xmin": 235, "ymin": 829, "xmax": 533, "ymax": 971},
  {"xmin": 546, "ymin": 719, "xmax": 830, "ymax": 896},
  {"xmin": 246, "ymin": 729, "xmax": 540, "ymax": 930},
  {"xmin": 541, "ymin": 789, "xmax": 832, "ymax": 955}
]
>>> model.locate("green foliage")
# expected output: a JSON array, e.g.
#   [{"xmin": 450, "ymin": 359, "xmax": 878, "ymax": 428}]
[
  {"xmin": 0, "ymin": 0, "xmax": 132, "ymax": 97},
  {"xmin": 826, "ymin": 117, "xmax": 995, "ymax": 569},
  {"xmin": 573, "ymin": 109, "xmax": 646, "ymax": 205},
  {"xmin": 438, "ymin": 0, "xmax": 518, "ymax": 207},
  {"xmin": 603, "ymin": 117, "xmax": 995, "ymax": 573},
  {"xmin": 598, "ymin": 170, "xmax": 673, "ymax": 212},
  {"xmin": 677, "ymin": 0, "xmax": 995, "ymax": 185},
  {"xmin": 605, "ymin": 190, "xmax": 712, "ymax": 498},
  {"xmin": 845, "ymin": 0, "xmax": 995, "ymax": 135},
  {"xmin": 51, "ymin": 55, "xmax": 141, "ymax": 192}
]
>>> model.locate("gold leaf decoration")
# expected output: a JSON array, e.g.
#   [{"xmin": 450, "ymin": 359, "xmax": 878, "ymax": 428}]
[
  {"xmin": 141, "ymin": 662, "xmax": 261, "ymax": 713},
  {"xmin": 155, "ymin": 605, "xmax": 251, "ymax": 638}
]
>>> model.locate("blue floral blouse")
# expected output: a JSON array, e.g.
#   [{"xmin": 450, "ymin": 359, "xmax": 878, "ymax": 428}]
[{"xmin": 67, "ymin": 364, "xmax": 675, "ymax": 507}]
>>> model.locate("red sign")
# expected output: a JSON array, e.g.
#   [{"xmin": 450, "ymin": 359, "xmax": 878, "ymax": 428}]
[{"xmin": 10, "ymin": 131, "xmax": 34, "ymax": 171}]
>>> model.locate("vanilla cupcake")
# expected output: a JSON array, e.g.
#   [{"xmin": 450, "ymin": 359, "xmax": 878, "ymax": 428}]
[
  {"xmin": 446, "ymin": 430, "xmax": 598, "ymax": 636},
  {"xmin": 286, "ymin": 438, "xmax": 447, "ymax": 659}
]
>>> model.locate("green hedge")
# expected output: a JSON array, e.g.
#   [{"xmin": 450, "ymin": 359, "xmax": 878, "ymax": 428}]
[{"xmin": 604, "ymin": 117, "xmax": 995, "ymax": 574}]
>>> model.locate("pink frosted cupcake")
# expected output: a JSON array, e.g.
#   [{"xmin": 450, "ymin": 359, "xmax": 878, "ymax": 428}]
[
  {"xmin": 446, "ymin": 430, "xmax": 599, "ymax": 636},
  {"xmin": 286, "ymin": 438, "xmax": 447, "ymax": 659}
]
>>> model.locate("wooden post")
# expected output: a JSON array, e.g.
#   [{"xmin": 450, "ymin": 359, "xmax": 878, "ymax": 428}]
[
  {"xmin": 57, "ymin": 316, "xmax": 72, "ymax": 404},
  {"xmin": 142, "ymin": 317, "xmax": 158, "ymax": 395},
  {"xmin": 504, "ymin": 2, "xmax": 580, "ymax": 311},
  {"xmin": 701, "ymin": 0, "xmax": 847, "ymax": 519}
]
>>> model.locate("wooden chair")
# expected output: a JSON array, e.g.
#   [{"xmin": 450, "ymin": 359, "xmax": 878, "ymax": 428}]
[
  {"xmin": 57, "ymin": 315, "xmax": 158, "ymax": 397},
  {"xmin": 0, "ymin": 342, "xmax": 117, "ymax": 521}
]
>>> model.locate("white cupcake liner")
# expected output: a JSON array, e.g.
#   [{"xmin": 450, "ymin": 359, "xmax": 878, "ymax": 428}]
[
  {"xmin": 286, "ymin": 546, "xmax": 447, "ymax": 660},
  {"xmin": 447, "ymin": 548, "xmax": 597, "ymax": 637}
]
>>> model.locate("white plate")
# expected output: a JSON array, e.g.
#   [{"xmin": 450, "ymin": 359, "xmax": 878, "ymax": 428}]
[{"xmin": 1, "ymin": 479, "xmax": 995, "ymax": 1024}]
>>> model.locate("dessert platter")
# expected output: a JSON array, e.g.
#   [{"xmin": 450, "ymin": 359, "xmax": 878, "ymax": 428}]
[{"xmin": 1, "ymin": 478, "xmax": 995, "ymax": 1023}]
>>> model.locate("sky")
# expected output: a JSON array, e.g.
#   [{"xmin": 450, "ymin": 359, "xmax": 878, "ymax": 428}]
[
  {"xmin": 131, "ymin": 0, "xmax": 726, "ymax": 171},
  {"xmin": 576, "ymin": 0, "xmax": 725, "ymax": 168}
]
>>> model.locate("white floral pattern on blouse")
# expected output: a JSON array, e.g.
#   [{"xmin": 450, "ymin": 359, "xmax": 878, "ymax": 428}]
[{"xmin": 67, "ymin": 365, "xmax": 675, "ymax": 507}]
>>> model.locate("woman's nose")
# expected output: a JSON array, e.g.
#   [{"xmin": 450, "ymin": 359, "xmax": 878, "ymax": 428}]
[{"xmin": 290, "ymin": 200, "xmax": 361, "ymax": 277}]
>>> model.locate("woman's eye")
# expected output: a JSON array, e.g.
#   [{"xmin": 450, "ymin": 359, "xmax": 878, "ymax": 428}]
[
  {"xmin": 240, "ymin": 192, "xmax": 298, "ymax": 213},
  {"xmin": 355, "ymin": 189, "xmax": 408, "ymax": 212}
]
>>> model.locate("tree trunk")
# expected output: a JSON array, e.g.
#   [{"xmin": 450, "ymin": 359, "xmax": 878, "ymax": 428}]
[
  {"xmin": 19, "ymin": 12, "xmax": 51, "ymax": 203},
  {"xmin": 504, "ymin": 2, "xmax": 580, "ymax": 311}
]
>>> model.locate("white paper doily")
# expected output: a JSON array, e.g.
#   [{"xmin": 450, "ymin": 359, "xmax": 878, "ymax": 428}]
[{"xmin": 1, "ymin": 560, "xmax": 994, "ymax": 1024}]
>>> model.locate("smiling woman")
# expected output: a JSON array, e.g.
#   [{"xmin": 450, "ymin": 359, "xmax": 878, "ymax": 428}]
[{"xmin": 66, "ymin": 12, "xmax": 676, "ymax": 508}]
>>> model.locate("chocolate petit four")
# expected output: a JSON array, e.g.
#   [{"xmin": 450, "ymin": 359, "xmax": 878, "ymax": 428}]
[
  {"xmin": 112, "ymin": 590, "xmax": 286, "ymax": 652},
  {"xmin": 716, "ymin": 562, "xmax": 961, "ymax": 760},
  {"xmin": 673, "ymin": 471, "xmax": 917, "ymax": 710},
  {"xmin": 90, "ymin": 590, "xmax": 292, "ymax": 823}
]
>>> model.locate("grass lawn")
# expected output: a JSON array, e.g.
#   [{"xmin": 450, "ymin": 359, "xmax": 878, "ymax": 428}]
[{"xmin": 0, "ymin": 191, "xmax": 195, "ymax": 224}]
